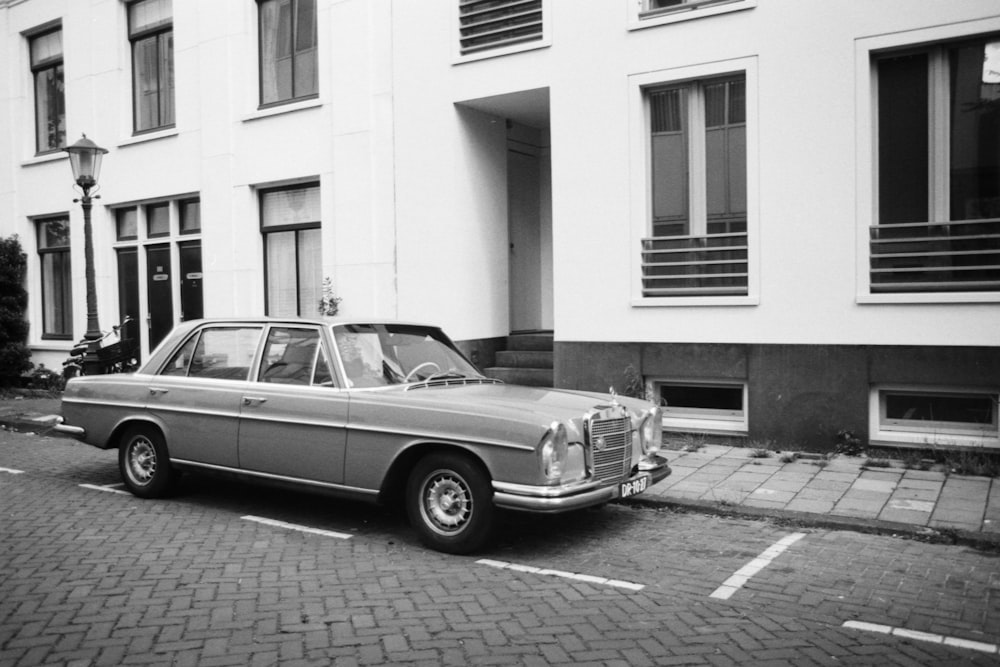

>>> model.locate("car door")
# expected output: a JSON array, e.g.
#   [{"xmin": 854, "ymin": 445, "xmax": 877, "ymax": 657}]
[
  {"xmin": 147, "ymin": 325, "xmax": 263, "ymax": 468},
  {"xmin": 236, "ymin": 325, "xmax": 349, "ymax": 485}
]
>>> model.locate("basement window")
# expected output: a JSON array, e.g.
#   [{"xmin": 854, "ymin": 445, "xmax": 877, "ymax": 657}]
[
  {"xmin": 870, "ymin": 386, "xmax": 1000, "ymax": 449},
  {"xmin": 656, "ymin": 380, "xmax": 747, "ymax": 434}
]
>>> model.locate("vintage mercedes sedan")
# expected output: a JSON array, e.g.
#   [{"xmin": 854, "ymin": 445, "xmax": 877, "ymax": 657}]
[{"xmin": 58, "ymin": 318, "xmax": 671, "ymax": 553}]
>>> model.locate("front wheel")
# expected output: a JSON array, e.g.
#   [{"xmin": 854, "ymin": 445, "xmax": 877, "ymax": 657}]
[
  {"xmin": 406, "ymin": 452, "xmax": 494, "ymax": 554},
  {"xmin": 118, "ymin": 425, "xmax": 176, "ymax": 498}
]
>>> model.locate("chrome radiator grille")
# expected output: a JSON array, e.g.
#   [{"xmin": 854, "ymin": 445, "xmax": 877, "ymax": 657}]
[{"xmin": 587, "ymin": 415, "xmax": 632, "ymax": 483}]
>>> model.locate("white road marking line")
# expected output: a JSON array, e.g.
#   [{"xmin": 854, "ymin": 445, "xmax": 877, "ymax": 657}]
[
  {"xmin": 710, "ymin": 532, "xmax": 806, "ymax": 600},
  {"xmin": 79, "ymin": 483, "xmax": 130, "ymax": 495},
  {"xmin": 842, "ymin": 621, "xmax": 999, "ymax": 655},
  {"xmin": 241, "ymin": 515, "xmax": 352, "ymax": 540},
  {"xmin": 0, "ymin": 467, "xmax": 25, "ymax": 474},
  {"xmin": 477, "ymin": 559, "xmax": 645, "ymax": 591}
]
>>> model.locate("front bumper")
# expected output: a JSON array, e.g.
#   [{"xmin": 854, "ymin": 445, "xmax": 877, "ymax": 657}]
[
  {"xmin": 492, "ymin": 454, "xmax": 671, "ymax": 513},
  {"xmin": 52, "ymin": 417, "xmax": 85, "ymax": 438}
]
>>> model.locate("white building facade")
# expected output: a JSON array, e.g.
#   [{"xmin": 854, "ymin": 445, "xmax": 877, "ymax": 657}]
[{"xmin": 2, "ymin": 0, "xmax": 998, "ymax": 451}]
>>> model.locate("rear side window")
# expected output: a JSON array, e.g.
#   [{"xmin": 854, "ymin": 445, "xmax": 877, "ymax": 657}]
[{"xmin": 161, "ymin": 327, "xmax": 262, "ymax": 380}]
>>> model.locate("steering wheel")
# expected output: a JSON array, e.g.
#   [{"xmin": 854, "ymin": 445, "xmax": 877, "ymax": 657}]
[{"xmin": 404, "ymin": 361, "xmax": 441, "ymax": 382}]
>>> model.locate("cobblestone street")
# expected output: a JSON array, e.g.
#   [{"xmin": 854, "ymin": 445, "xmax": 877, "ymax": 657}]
[{"xmin": 2, "ymin": 431, "xmax": 999, "ymax": 665}]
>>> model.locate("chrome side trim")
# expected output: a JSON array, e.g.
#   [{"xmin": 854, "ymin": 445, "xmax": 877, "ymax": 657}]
[{"xmin": 170, "ymin": 458, "xmax": 379, "ymax": 498}]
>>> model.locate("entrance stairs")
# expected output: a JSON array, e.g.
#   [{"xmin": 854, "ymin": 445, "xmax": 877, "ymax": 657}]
[{"xmin": 484, "ymin": 331, "xmax": 554, "ymax": 387}]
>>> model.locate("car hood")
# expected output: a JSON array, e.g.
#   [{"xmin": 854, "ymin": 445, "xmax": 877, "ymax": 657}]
[{"xmin": 347, "ymin": 382, "xmax": 650, "ymax": 446}]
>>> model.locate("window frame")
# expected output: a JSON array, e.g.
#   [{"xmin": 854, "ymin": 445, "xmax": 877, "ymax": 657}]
[
  {"xmin": 652, "ymin": 378, "xmax": 749, "ymax": 435},
  {"xmin": 629, "ymin": 57, "xmax": 759, "ymax": 307},
  {"xmin": 627, "ymin": 0, "xmax": 755, "ymax": 31},
  {"xmin": 35, "ymin": 215, "xmax": 74, "ymax": 340},
  {"xmin": 452, "ymin": 0, "xmax": 551, "ymax": 64},
  {"xmin": 28, "ymin": 25, "xmax": 65, "ymax": 155},
  {"xmin": 257, "ymin": 0, "xmax": 319, "ymax": 109},
  {"xmin": 855, "ymin": 18, "xmax": 1000, "ymax": 304},
  {"xmin": 869, "ymin": 385, "xmax": 1000, "ymax": 450},
  {"xmin": 259, "ymin": 182, "xmax": 322, "ymax": 317},
  {"xmin": 127, "ymin": 0, "xmax": 175, "ymax": 135}
]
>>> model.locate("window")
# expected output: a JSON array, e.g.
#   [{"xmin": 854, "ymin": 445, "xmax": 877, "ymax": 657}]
[
  {"xmin": 631, "ymin": 0, "xmax": 755, "ymax": 29},
  {"xmin": 30, "ymin": 27, "xmax": 65, "ymax": 154},
  {"xmin": 870, "ymin": 386, "xmax": 1000, "ymax": 449},
  {"xmin": 656, "ymin": 380, "xmax": 748, "ymax": 434},
  {"xmin": 162, "ymin": 327, "xmax": 262, "ymax": 380},
  {"xmin": 260, "ymin": 183, "xmax": 321, "ymax": 317},
  {"xmin": 258, "ymin": 327, "xmax": 334, "ymax": 386},
  {"xmin": 870, "ymin": 34, "xmax": 1000, "ymax": 294},
  {"xmin": 128, "ymin": 0, "xmax": 174, "ymax": 133},
  {"xmin": 642, "ymin": 75, "xmax": 748, "ymax": 297},
  {"xmin": 37, "ymin": 217, "xmax": 73, "ymax": 338},
  {"xmin": 458, "ymin": 0, "xmax": 544, "ymax": 58},
  {"xmin": 258, "ymin": 0, "xmax": 317, "ymax": 107}
]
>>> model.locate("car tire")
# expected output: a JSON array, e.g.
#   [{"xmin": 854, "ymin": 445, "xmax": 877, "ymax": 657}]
[
  {"xmin": 118, "ymin": 425, "xmax": 176, "ymax": 498},
  {"xmin": 406, "ymin": 452, "xmax": 494, "ymax": 554}
]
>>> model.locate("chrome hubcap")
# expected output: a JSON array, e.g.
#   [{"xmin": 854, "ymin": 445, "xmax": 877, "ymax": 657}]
[
  {"xmin": 127, "ymin": 438, "xmax": 156, "ymax": 485},
  {"xmin": 424, "ymin": 473, "xmax": 471, "ymax": 532}
]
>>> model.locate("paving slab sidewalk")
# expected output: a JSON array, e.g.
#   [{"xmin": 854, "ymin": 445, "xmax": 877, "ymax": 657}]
[
  {"xmin": 2, "ymin": 394, "xmax": 998, "ymax": 548},
  {"xmin": 644, "ymin": 444, "xmax": 1000, "ymax": 548}
]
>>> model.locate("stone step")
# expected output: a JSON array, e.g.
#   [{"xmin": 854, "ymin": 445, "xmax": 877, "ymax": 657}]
[
  {"xmin": 484, "ymin": 367, "xmax": 554, "ymax": 387},
  {"xmin": 495, "ymin": 350, "xmax": 553, "ymax": 369},
  {"xmin": 506, "ymin": 331, "xmax": 554, "ymax": 352}
]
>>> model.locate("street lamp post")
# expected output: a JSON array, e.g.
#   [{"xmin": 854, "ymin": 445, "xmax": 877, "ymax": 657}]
[{"xmin": 64, "ymin": 134, "xmax": 109, "ymax": 375}]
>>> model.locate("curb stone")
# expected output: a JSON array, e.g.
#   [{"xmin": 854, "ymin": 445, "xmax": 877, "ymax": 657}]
[{"xmin": 623, "ymin": 495, "xmax": 1000, "ymax": 552}]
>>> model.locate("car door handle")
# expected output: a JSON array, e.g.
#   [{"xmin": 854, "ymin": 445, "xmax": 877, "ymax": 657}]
[
  {"xmin": 149, "ymin": 387, "xmax": 169, "ymax": 396},
  {"xmin": 242, "ymin": 396, "xmax": 268, "ymax": 406}
]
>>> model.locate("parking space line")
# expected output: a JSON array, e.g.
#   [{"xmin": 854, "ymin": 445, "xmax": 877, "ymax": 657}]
[
  {"xmin": 842, "ymin": 620, "xmax": 999, "ymax": 655},
  {"xmin": 79, "ymin": 483, "xmax": 130, "ymax": 495},
  {"xmin": 710, "ymin": 532, "xmax": 806, "ymax": 600},
  {"xmin": 241, "ymin": 515, "xmax": 353, "ymax": 540},
  {"xmin": 0, "ymin": 467, "xmax": 25, "ymax": 474},
  {"xmin": 477, "ymin": 559, "xmax": 645, "ymax": 591}
]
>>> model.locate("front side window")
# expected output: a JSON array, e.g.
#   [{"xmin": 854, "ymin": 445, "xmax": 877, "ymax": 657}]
[
  {"xmin": 870, "ymin": 35, "xmax": 1000, "ymax": 294},
  {"xmin": 642, "ymin": 75, "xmax": 748, "ymax": 297},
  {"xmin": 258, "ymin": 0, "xmax": 317, "ymax": 107},
  {"xmin": 258, "ymin": 326, "xmax": 334, "ymax": 386},
  {"xmin": 30, "ymin": 27, "xmax": 65, "ymax": 153},
  {"xmin": 128, "ymin": 0, "xmax": 175, "ymax": 133},
  {"xmin": 37, "ymin": 217, "xmax": 73, "ymax": 338},
  {"xmin": 260, "ymin": 183, "xmax": 321, "ymax": 316}
]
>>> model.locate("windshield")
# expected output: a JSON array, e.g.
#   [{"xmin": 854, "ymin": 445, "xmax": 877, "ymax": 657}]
[{"xmin": 332, "ymin": 324, "xmax": 482, "ymax": 388}]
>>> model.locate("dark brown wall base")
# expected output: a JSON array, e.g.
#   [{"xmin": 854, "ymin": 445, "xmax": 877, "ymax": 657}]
[{"xmin": 554, "ymin": 342, "xmax": 1000, "ymax": 452}]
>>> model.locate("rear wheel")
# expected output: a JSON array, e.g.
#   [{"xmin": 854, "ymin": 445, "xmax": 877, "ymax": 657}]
[
  {"xmin": 406, "ymin": 452, "xmax": 494, "ymax": 554},
  {"xmin": 118, "ymin": 425, "xmax": 176, "ymax": 498}
]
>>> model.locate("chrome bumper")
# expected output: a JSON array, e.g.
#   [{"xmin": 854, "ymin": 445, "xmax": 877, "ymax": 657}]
[
  {"xmin": 492, "ymin": 455, "xmax": 671, "ymax": 513},
  {"xmin": 52, "ymin": 417, "xmax": 85, "ymax": 438}
]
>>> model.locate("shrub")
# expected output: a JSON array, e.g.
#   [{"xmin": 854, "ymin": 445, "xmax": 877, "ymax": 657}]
[{"xmin": 0, "ymin": 236, "xmax": 32, "ymax": 385}]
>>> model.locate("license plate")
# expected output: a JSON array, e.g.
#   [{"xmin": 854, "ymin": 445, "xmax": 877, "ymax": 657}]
[{"xmin": 620, "ymin": 474, "xmax": 650, "ymax": 498}]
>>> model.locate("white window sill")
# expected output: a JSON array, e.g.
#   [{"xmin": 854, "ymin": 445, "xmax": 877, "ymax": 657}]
[
  {"xmin": 242, "ymin": 98, "xmax": 323, "ymax": 123},
  {"xmin": 118, "ymin": 128, "xmax": 179, "ymax": 148},
  {"xmin": 870, "ymin": 432, "xmax": 1000, "ymax": 451},
  {"xmin": 21, "ymin": 151, "xmax": 67, "ymax": 168},
  {"xmin": 628, "ymin": 0, "xmax": 755, "ymax": 31},
  {"xmin": 632, "ymin": 295, "xmax": 759, "ymax": 307},
  {"xmin": 857, "ymin": 291, "xmax": 1000, "ymax": 305},
  {"xmin": 453, "ymin": 39, "xmax": 551, "ymax": 65}
]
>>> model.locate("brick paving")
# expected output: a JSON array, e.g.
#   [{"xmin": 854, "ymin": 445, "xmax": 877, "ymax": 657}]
[
  {"xmin": 647, "ymin": 444, "xmax": 1000, "ymax": 541},
  {"xmin": 1, "ymin": 430, "xmax": 999, "ymax": 664}
]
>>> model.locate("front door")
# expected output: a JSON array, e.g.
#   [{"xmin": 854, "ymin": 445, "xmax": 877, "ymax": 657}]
[
  {"xmin": 508, "ymin": 149, "xmax": 542, "ymax": 332},
  {"xmin": 146, "ymin": 244, "xmax": 174, "ymax": 350},
  {"xmin": 179, "ymin": 241, "xmax": 203, "ymax": 321}
]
